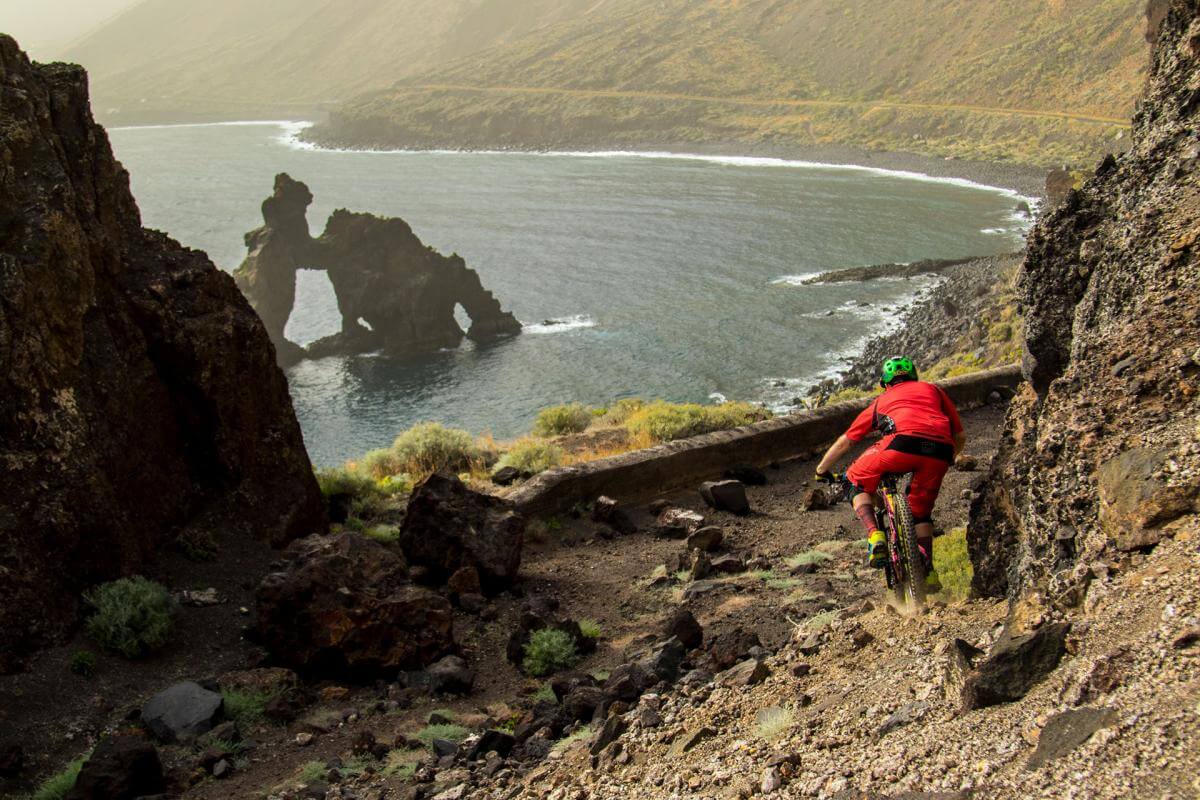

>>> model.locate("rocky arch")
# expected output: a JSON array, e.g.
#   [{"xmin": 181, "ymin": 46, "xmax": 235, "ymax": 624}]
[{"xmin": 234, "ymin": 174, "xmax": 522, "ymax": 366}]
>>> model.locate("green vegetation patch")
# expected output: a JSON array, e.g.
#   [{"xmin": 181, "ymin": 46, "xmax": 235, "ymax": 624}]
[
  {"xmin": 68, "ymin": 650, "xmax": 96, "ymax": 677},
  {"xmin": 415, "ymin": 723, "xmax": 470, "ymax": 746},
  {"xmin": 296, "ymin": 760, "xmax": 328, "ymax": 784},
  {"xmin": 84, "ymin": 577, "xmax": 176, "ymax": 658},
  {"xmin": 785, "ymin": 550, "xmax": 833, "ymax": 569},
  {"xmin": 578, "ymin": 619, "xmax": 602, "ymax": 639},
  {"xmin": 496, "ymin": 438, "xmax": 564, "ymax": 476},
  {"xmin": 934, "ymin": 527, "xmax": 974, "ymax": 600},
  {"xmin": 624, "ymin": 400, "xmax": 772, "ymax": 443},
  {"xmin": 522, "ymin": 628, "xmax": 579, "ymax": 677},
  {"xmin": 32, "ymin": 757, "xmax": 84, "ymax": 800},
  {"xmin": 533, "ymin": 403, "xmax": 594, "ymax": 436},
  {"xmin": 390, "ymin": 422, "xmax": 481, "ymax": 476},
  {"xmin": 221, "ymin": 687, "xmax": 273, "ymax": 728}
]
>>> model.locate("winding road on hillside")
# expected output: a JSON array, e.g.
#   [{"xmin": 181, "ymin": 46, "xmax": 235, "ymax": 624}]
[{"xmin": 396, "ymin": 83, "xmax": 1132, "ymax": 127}]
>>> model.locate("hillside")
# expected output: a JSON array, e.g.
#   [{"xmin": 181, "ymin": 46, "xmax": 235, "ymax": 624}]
[
  {"xmin": 62, "ymin": 0, "xmax": 612, "ymax": 122},
  {"xmin": 312, "ymin": 0, "xmax": 1153, "ymax": 166}
]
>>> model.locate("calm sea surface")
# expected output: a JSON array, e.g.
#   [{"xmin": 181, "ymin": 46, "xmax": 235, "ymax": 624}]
[{"xmin": 108, "ymin": 122, "xmax": 1030, "ymax": 466}]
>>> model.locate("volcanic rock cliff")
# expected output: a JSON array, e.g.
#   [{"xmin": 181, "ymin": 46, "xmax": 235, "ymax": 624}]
[
  {"xmin": 234, "ymin": 174, "xmax": 522, "ymax": 366},
  {"xmin": 969, "ymin": 0, "xmax": 1200, "ymax": 600},
  {"xmin": 0, "ymin": 37, "xmax": 325, "ymax": 672}
]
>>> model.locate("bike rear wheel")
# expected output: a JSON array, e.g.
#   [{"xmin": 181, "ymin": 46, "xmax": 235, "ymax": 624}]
[{"xmin": 887, "ymin": 490, "xmax": 927, "ymax": 608}]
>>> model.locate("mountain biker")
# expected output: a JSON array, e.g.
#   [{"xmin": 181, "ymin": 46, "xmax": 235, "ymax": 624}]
[{"xmin": 813, "ymin": 356, "xmax": 966, "ymax": 590}]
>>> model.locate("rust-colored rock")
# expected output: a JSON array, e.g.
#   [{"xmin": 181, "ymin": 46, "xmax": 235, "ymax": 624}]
[
  {"xmin": 0, "ymin": 36, "xmax": 324, "ymax": 672},
  {"xmin": 255, "ymin": 533, "xmax": 454, "ymax": 679},
  {"xmin": 969, "ymin": 2, "xmax": 1200, "ymax": 599}
]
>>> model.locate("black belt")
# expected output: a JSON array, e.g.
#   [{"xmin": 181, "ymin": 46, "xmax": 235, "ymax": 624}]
[{"xmin": 886, "ymin": 434, "xmax": 954, "ymax": 464}]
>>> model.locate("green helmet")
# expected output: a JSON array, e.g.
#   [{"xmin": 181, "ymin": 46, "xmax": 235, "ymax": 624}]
[{"xmin": 880, "ymin": 356, "xmax": 918, "ymax": 387}]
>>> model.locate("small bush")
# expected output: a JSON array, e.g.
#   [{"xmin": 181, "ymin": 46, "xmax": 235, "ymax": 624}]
[
  {"xmin": 296, "ymin": 760, "xmax": 327, "ymax": 783},
  {"xmin": 32, "ymin": 758, "xmax": 84, "ymax": 800},
  {"xmin": 496, "ymin": 439, "xmax": 564, "ymax": 477},
  {"xmin": 624, "ymin": 401, "xmax": 771, "ymax": 443},
  {"xmin": 69, "ymin": 650, "xmax": 96, "ymax": 677},
  {"xmin": 382, "ymin": 751, "xmax": 419, "ymax": 779},
  {"xmin": 597, "ymin": 398, "xmax": 646, "ymax": 426},
  {"xmin": 221, "ymin": 688, "xmax": 272, "ymax": 728},
  {"xmin": 522, "ymin": 628, "xmax": 579, "ymax": 677},
  {"xmin": 174, "ymin": 528, "xmax": 219, "ymax": 562},
  {"xmin": 315, "ymin": 466, "xmax": 377, "ymax": 498},
  {"xmin": 364, "ymin": 525, "xmax": 400, "ymax": 544},
  {"xmin": 784, "ymin": 550, "xmax": 833, "ymax": 569},
  {"xmin": 84, "ymin": 577, "xmax": 176, "ymax": 658},
  {"xmin": 820, "ymin": 387, "xmax": 880, "ymax": 407},
  {"xmin": 532, "ymin": 683, "xmax": 557, "ymax": 703},
  {"xmin": 578, "ymin": 619, "xmax": 602, "ymax": 639},
  {"xmin": 392, "ymin": 422, "xmax": 481, "ymax": 476},
  {"xmin": 754, "ymin": 706, "xmax": 795, "ymax": 740},
  {"xmin": 934, "ymin": 528, "xmax": 974, "ymax": 600},
  {"xmin": 415, "ymin": 723, "xmax": 470, "ymax": 746},
  {"xmin": 533, "ymin": 403, "xmax": 593, "ymax": 437}
]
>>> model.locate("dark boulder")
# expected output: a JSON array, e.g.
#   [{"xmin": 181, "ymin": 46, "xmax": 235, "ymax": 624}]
[
  {"xmin": 141, "ymin": 682, "xmax": 223, "ymax": 744},
  {"xmin": 707, "ymin": 628, "xmax": 762, "ymax": 671},
  {"xmin": 255, "ymin": 532, "xmax": 455, "ymax": 679},
  {"xmin": 656, "ymin": 508, "xmax": 706, "ymax": 538},
  {"xmin": 602, "ymin": 663, "xmax": 654, "ymax": 703},
  {"xmin": 427, "ymin": 655, "xmax": 475, "ymax": 695},
  {"xmin": 65, "ymin": 735, "xmax": 165, "ymax": 800},
  {"xmin": 0, "ymin": 36, "xmax": 325, "ymax": 673},
  {"xmin": 562, "ymin": 686, "xmax": 606, "ymax": 722},
  {"xmin": 0, "ymin": 743, "xmax": 23, "ymax": 779},
  {"xmin": 699, "ymin": 481, "xmax": 751, "ymax": 515},
  {"xmin": 399, "ymin": 473, "xmax": 525, "ymax": 592},
  {"xmin": 686, "ymin": 527, "xmax": 724, "ymax": 552},
  {"xmin": 664, "ymin": 609, "xmax": 704, "ymax": 650},
  {"xmin": 962, "ymin": 623, "xmax": 1070, "ymax": 710},
  {"xmin": 643, "ymin": 637, "xmax": 686, "ymax": 683},
  {"xmin": 491, "ymin": 466, "xmax": 525, "ymax": 486},
  {"xmin": 1028, "ymin": 707, "xmax": 1117, "ymax": 769},
  {"xmin": 718, "ymin": 659, "xmax": 769, "ymax": 687},
  {"xmin": 468, "ymin": 730, "xmax": 516, "ymax": 761},
  {"xmin": 592, "ymin": 496, "xmax": 637, "ymax": 535}
]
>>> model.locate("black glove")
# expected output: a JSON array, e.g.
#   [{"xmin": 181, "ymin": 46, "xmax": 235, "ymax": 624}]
[{"xmin": 815, "ymin": 470, "xmax": 837, "ymax": 484}]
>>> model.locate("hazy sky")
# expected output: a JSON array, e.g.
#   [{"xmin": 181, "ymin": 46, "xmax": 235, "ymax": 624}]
[{"xmin": 0, "ymin": 0, "xmax": 139, "ymax": 57}]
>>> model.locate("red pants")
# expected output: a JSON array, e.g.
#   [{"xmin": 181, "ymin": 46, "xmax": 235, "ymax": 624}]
[{"xmin": 845, "ymin": 440, "xmax": 950, "ymax": 519}]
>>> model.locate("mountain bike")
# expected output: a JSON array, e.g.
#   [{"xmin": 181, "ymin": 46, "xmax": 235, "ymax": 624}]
[
  {"xmin": 829, "ymin": 473, "xmax": 927, "ymax": 607},
  {"xmin": 873, "ymin": 473, "xmax": 927, "ymax": 607}
]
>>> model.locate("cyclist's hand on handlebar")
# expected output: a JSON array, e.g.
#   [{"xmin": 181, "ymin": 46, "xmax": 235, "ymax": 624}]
[{"xmin": 815, "ymin": 470, "xmax": 839, "ymax": 484}]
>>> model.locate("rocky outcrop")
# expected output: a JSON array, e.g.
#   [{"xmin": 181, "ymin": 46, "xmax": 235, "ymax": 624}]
[
  {"xmin": 234, "ymin": 174, "xmax": 522, "ymax": 366},
  {"xmin": 969, "ymin": 0, "xmax": 1200, "ymax": 599},
  {"xmin": 0, "ymin": 36, "xmax": 324, "ymax": 672},
  {"xmin": 255, "ymin": 532, "xmax": 455, "ymax": 679}
]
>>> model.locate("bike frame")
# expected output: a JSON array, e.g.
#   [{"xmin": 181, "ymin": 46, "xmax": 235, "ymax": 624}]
[{"xmin": 875, "ymin": 474, "xmax": 910, "ymax": 591}]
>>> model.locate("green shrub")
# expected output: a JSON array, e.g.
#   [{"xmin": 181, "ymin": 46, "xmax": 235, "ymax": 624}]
[
  {"xmin": 532, "ymin": 403, "xmax": 593, "ymax": 437},
  {"xmin": 597, "ymin": 398, "xmax": 646, "ymax": 426},
  {"xmin": 496, "ymin": 439, "xmax": 563, "ymax": 477},
  {"xmin": 32, "ymin": 758, "xmax": 84, "ymax": 800},
  {"xmin": 315, "ymin": 466, "xmax": 377, "ymax": 497},
  {"xmin": 934, "ymin": 528, "xmax": 974, "ymax": 600},
  {"xmin": 533, "ymin": 683, "xmax": 557, "ymax": 703},
  {"xmin": 415, "ymin": 723, "xmax": 470, "ymax": 746},
  {"xmin": 68, "ymin": 650, "xmax": 96, "ymax": 677},
  {"xmin": 578, "ymin": 619, "xmax": 602, "ymax": 639},
  {"xmin": 296, "ymin": 760, "xmax": 327, "ymax": 783},
  {"xmin": 522, "ymin": 628, "xmax": 579, "ymax": 677},
  {"xmin": 391, "ymin": 422, "xmax": 481, "ymax": 476},
  {"xmin": 551, "ymin": 725, "xmax": 593, "ymax": 754},
  {"xmin": 382, "ymin": 751, "xmax": 420, "ymax": 779},
  {"xmin": 364, "ymin": 525, "xmax": 401, "ymax": 544},
  {"xmin": 624, "ymin": 401, "xmax": 771, "ymax": 442},
  {"xmin": 84, "ymin": 577, "xmax": 176, "ymax": 658},
  {"xmin": 174, "ymin": 528, "xmax": 219, "ymax": 562},
  {"xmin": 820, "ymin": 387, "xmax": 880, "ymax": 407},
  {"xmin": 221, "ymin": 687, "xmax": 272, "ymax": 727},
  {"xmin": 784, "ymin": 550, "xmax": 833, "ymax": 569}
]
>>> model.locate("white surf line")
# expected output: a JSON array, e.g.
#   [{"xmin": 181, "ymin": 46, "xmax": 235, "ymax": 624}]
[{"xmin": 109, "ymin": 119, "xmax": 1037, "ymax": 207}]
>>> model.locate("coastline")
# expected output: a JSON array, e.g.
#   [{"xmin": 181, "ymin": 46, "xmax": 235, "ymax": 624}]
[{"xmin": 108, "ymin": 117, "xmax": 1049, "ymax": 199}]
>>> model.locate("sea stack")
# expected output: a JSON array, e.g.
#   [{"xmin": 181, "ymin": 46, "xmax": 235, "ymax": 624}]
[{"xmin": 235, "ymin": 174, "xmax": 523, "ymax": 366}]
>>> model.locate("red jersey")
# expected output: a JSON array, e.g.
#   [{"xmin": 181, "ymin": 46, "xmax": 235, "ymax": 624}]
[{"xmin": 845, "ymin": 380, "xmax": 963, "ymax": 445}]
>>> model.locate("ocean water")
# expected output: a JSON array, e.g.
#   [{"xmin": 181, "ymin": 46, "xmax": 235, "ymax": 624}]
[{"xmin": 107, "ymin": 122, "xmax": 1031, "ymax": 466}]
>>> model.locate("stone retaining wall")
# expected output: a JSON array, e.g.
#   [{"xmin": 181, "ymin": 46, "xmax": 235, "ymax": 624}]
[{"xmin": 509, "ymin": 366, "xmax": 1023, "ymax": 517}]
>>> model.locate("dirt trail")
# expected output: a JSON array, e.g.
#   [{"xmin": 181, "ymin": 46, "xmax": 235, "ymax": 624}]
[{"xmin": 396, "ymin": 83, "xmax": 1132, "ymax": 127}]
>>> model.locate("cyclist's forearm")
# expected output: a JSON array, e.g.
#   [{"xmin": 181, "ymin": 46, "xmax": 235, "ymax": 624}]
[
  {"xmin": 953, "ymin": 431, "xmax": 967, "ymax": 456},
  {"xmin": 817, "ymin": 435, "xmax": 853, "ymax": 474}
]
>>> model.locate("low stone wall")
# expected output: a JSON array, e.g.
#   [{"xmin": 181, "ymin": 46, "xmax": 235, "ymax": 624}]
[{"xmin": 509, "ymin": 366, "xmax": 1023, "ymax": 517}]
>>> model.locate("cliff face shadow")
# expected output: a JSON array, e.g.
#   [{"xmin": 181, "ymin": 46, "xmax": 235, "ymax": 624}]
[{"xmin": 234, "ymin": 174, "xmax": 523, "ymax": 367}]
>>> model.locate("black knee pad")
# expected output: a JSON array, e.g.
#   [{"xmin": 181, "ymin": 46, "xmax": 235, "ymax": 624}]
[{"xmin": 914, "ymin": 515, "xmax": 933, "ymax": 525}]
